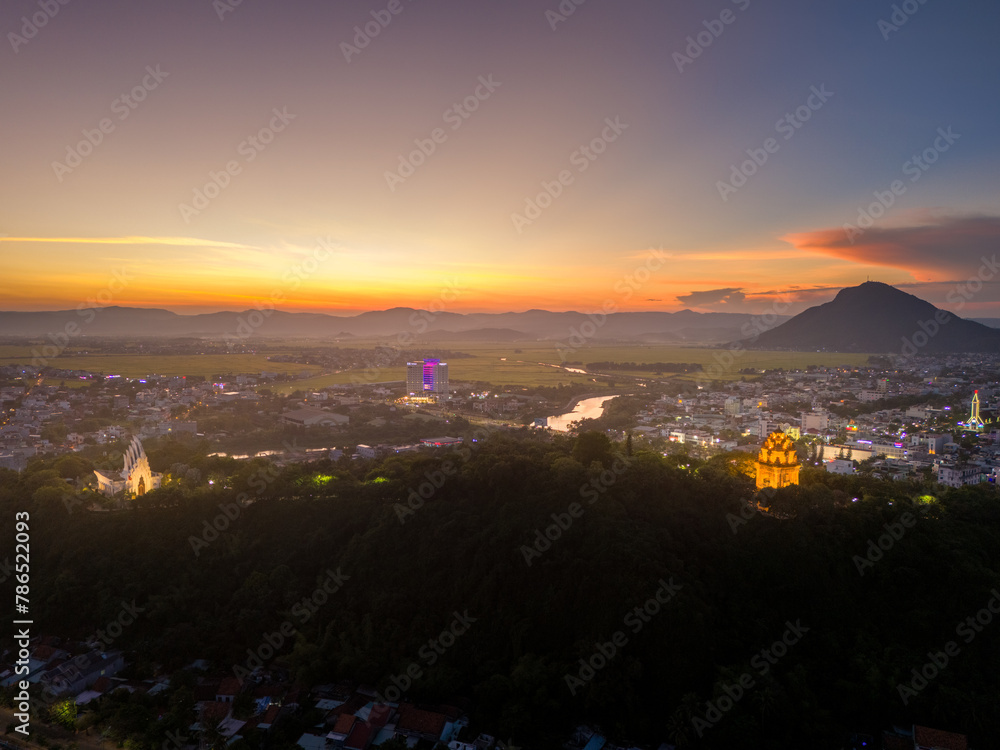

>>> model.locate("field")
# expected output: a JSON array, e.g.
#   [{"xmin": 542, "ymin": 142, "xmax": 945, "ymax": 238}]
[
  {"xmin": 270, "ymin": 342, "xmax": 872, "ymax": 394},
  {"xmin": 1, "ymin": 340, "xmax": 873, "ymax": 390},
  {"xmin": 267, "ymin": 359, "xmax": 605, "ymax": 395},
  {"xmin": 0, "ymin": 349, "xmax": 321, "ymax": 378}
]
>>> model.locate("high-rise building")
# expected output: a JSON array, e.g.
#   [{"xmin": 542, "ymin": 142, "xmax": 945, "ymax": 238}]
[{"xmin": 407, "ymin": 359, "xmax": 449, "ymax": 398}]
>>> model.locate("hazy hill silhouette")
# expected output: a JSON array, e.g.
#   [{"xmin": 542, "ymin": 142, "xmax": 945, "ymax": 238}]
[
  {"xmin": 0, "ymin": 306, "xmax": 788, "ymax": 343},
  {"xmin": 747, "ymin": 282, "xmax": 1000, "ymax": 354}
]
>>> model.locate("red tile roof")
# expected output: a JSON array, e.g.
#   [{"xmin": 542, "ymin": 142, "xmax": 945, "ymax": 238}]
[
  {"xmin": 915, "ymin": 725, "xmax": 968, "ymax": 750},
  {"xmin": 882, "ymin": 733, "xmax": 911, "ymax": 750},
  {"xmin": 33, "ymin": 645, "xmax": 60, "ymax": 661},
  {"xmin": 344, "ymin": 721, "xmax": 372, "ymax": 750},
  {"xmin": 217, "ymin": 676, "xmax": 243, "ymax": 696},
  {"xmin": 260, "ymin": 705, "xmax": 281, "ymax": 725},
  {"xmin": 194, "ymin": 681, "xmax": 220, "ymax": 702},
  {"xmin": 332, "ymin": 714, "xmax": 356, "ymax": 735},
  {"xmin": 200, "ymin": 701, "xmax": 231, "ymax": 726},
  {"xmin": 329, "ymin": 694, "xmax": 367, "ymax": 718},
  {"xmin": 368, "ymin": 704, "xmax": 392, "ymax": 728},
  {"xmin": 397, "ymin": 704, "xmax": 446, "ymax": 737},
  {"xmin": 253, "ymin": 683, "xmax": 287, "ymax": 698}
]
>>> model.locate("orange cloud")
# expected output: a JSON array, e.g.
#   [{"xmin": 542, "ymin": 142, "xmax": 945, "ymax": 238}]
[{"xmin": 784, "ymin": 214, "xmax": 1000, "ymax": 281}]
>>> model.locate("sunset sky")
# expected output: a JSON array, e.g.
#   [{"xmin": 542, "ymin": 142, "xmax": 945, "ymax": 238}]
[{"xmin": 2, "ymin": 0, "xmax": 999, "ymax": 316}]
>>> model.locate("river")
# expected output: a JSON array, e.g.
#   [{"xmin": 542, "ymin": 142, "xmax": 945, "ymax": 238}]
[{"xmin": 545, "ymin": 395, "xmax": 618, "ymax": 432}]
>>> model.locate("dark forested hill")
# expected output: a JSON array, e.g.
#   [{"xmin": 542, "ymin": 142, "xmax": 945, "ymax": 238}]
[{"xmin": 3, "ymin": 434, "xmax": 999, "ymax": 748}]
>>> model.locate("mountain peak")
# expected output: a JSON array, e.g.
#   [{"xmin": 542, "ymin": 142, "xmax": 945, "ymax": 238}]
[{"xmin": 748, "ymin": 282, "xmax": 1000, "ymax": 354}]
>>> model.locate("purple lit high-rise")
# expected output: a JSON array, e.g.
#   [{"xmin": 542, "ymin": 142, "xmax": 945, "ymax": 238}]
[{"xmin": 407, "ymin": 359, "xmax": 449, "ymax": 399}]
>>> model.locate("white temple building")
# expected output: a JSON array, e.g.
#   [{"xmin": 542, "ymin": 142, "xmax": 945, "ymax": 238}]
[{"xmin": 94, "ymin": 437, "xmax": 162, "ymax": 497}]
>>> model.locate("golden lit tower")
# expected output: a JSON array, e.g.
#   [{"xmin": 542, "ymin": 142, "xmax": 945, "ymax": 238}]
[
  {"xmin": 967, "ymin": 390, "xmax": 985, "ymax": 431},
  {"xmin": 756, "ymin": 431, "xmax": 801, "ymax": 490}
]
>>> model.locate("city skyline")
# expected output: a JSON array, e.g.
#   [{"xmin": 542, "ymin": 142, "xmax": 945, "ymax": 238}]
[{"xmin": 3, "ymin": 0, "xmax": 999, "ymax": 317}]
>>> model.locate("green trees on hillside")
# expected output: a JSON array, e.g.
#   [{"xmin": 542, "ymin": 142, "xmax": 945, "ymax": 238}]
[{"xmin": 0, "ymin": 433, "xmax": 998, "ymax": 748}]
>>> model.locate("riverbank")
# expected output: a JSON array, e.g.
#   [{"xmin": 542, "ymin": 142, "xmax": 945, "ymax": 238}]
[
  {"xmin": 546, "ymin": 393, "xmax": 624, "ymax": 432},
  {"xmin": 558, "ymin": 391, "xmax": 619, "ymax": 414}
]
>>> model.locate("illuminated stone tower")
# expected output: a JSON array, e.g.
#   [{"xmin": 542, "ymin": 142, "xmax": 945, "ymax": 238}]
[
  {"xmin": 968, "ymin": 390, "xmax": 985, "ymax": 431},
  {"xmin": 756, "ymin": 431, "xmax": 800, "ymax": 490}
]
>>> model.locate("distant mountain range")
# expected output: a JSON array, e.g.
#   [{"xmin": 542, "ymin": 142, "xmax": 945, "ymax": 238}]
[
  {"xmin": 4, "ymin": 284, "xmax": 997, "ymax": 354},
  {"xmin": 747, "ymin": 282, "xmax": 1000, "ymax": 354},
  {"xmin": 0, "ymin": 306, "xmax": 789, "ymax": 344}
]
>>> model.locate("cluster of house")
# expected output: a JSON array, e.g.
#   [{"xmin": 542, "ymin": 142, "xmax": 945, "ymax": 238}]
[
  {"xmin": 0, "ymin": 635, "xmax": 126, "ymax": 699},
  {"xmin": 0, "ymin": 364, "xmax": 341, "ymax": 472},
  {"xmin": 294, "ymin": 682, "xmax": 473, "ymax": 750},
  {"xmin": 0, "ymin": 635, "xmax": 504, "ymax": 750},
  {"xmin": 0, "ymin": 368, "xmax": 215, "ymax": 470},
  {"xmin": 870, "ymin": 725, "xmax": 968, "ymax": 750},
  {"xmin": 0, "ymin": 623, "xmax": 975, "ymax": 750},
  {"xmin": 626, "ymin": 363, "xmax": 999, "ymax": 489}
]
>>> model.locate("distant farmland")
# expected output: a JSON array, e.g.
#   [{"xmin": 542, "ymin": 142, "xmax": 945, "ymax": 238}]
[
  {"xmin": 0, "ymin": 351, "xmax": 320, "ymax": 379},
  {"xmin": 269, "ymin": 342, "xmax": 872, "ymax": 393},
  {"xmin": 0, "ymin": 340, "xmax": 873, "ymax": 389}
]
